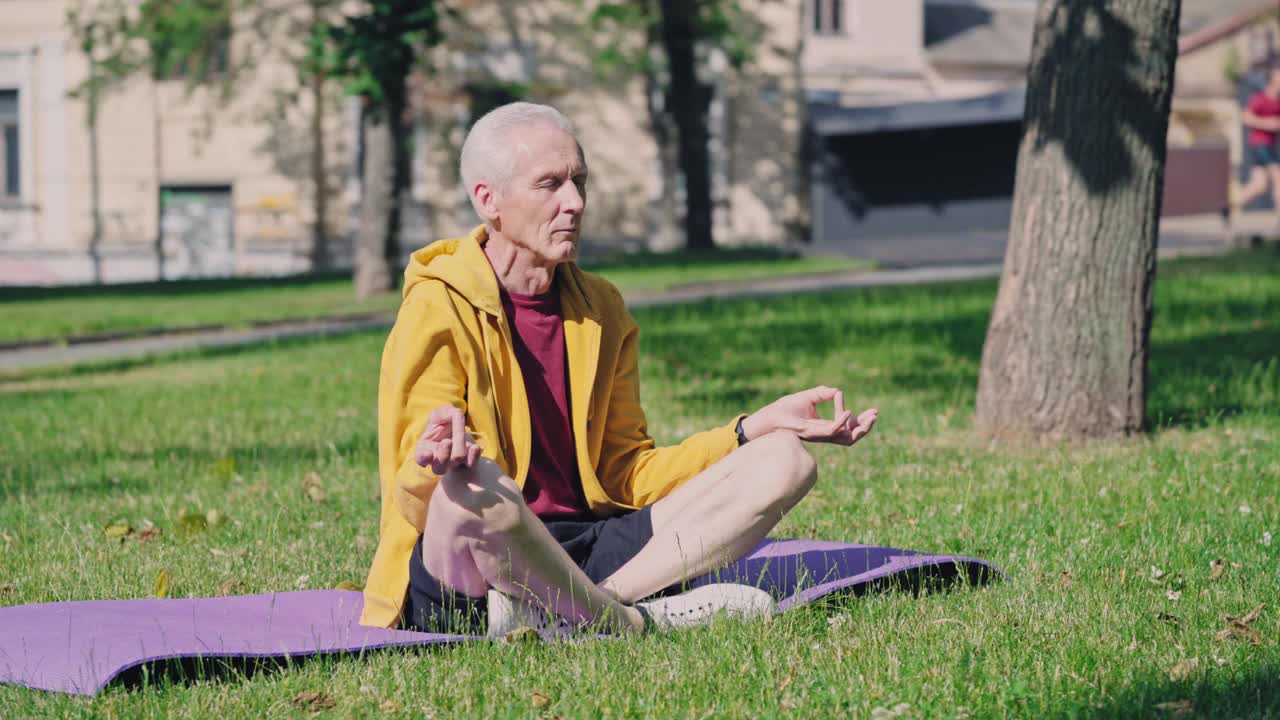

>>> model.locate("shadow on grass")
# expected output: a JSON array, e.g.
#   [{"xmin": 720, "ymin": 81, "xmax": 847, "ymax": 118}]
[
  {"xmin": 110, "ymin": 644, "xmax": 455, "ymax": 695},
  {"xmin": 636, "ymin": 259, "xmax": 1279, "ymax": 429},
  {"xmin": 0, "ymin": 271, "xmax": 359, "ymax": 303},
  {"xmin": 0, "ymin": 326, "xmax": 389, "ymax": 388},
  {"xmin": 1043, "ymin": 665, "xmax": 1280, "ymax": 719},
  {"xmin": 0, "ymin": 436, "xmax": 376, "ymax": 500}
]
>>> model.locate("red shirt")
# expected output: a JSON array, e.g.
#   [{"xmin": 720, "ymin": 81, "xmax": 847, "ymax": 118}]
[
  {"xmin": 499, "ymin": 283, "xmax": 589, "ymax": 519},
  {"xmin": 1247, "ymin": 91, "xmax": 1280, "ymax": 147}
]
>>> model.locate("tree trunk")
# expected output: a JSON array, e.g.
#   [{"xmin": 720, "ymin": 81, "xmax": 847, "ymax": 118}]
[
  {"xmin": 309, "ymin": 66, "xmax": 330, "ymax": 272},
  {"xmin": 87, "ymin": 58, "xmax": 104, "ymax": 284},
  {"xmin": 308, "ymin": 0, "xmax": 330, "ymax": 273},
  {"xmin": 353, "ymin": 93, "xmax": 406, "ymax": 299},
  {"xmin": 659, "ymin": 0, "xmax": 715, "ymax": 252},
  {"xmin": 975, "ymin": 0, "xmax": 1181, "ymax": 443}
]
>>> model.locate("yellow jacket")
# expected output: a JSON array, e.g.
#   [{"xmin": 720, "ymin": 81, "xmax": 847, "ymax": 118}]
[{"xmin": 360, "ymin": 225, "xmax": 742, "ymax": 627}]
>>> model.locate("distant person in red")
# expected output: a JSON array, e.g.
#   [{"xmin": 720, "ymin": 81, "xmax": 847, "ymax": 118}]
[{"xmin": 1237, "ymin": 66, "xmax": 1280, "ymax": 211}]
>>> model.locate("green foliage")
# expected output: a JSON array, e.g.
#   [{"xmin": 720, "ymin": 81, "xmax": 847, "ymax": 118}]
[
  {"xmin": 321, "ymin": 0, "xmax": 445, "ymax": 108},
  {"xmin": 134, "ymin": 0, "xmax": 233, "ymax": 82},
  {"xmin": 589, "ymin": 0, "xmax": 759, "ymax": 80},
  {"xmin": 66, "ymin": 0, "xmax": 449, "ymax": 110}
]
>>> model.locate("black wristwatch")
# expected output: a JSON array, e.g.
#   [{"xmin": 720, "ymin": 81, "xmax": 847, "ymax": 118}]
[{"xmin": 735, "ymin": 416, "xmax": 749, "ymax": 446}]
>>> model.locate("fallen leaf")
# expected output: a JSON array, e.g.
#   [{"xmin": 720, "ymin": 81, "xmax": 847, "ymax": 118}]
[
  {"xmin": 291, "ymin": 690, "xmax": 336, "ymax": 711},
  {"xmin": 531, "ymin": 690, "xmax": 551, "ymax": 708},
  {"xmin": 0, "ymin": 583, "xmax": 14, "ymax": 595},
  {"xmin": 1167, "ymin": 590, "xmax": 1182, "ymax": 601},
  {"xmin": 218, "ymin": 578, "xmax": 240, "ymax": 595},
  {"xmin": 1229, "ymin": 604, "xmax": 1265, "ymax": 626},
  {"xmin": 1208, "ymin": 559, "xmax": 1225, "ymax": 582},
  {"xmin": 1059, "ymin": 571, "xmax": 1073, "ymax": 590},
  {"xmin": 176, "ymin": 513, "xmax": 208, "ymax": 536},
  {"xmin": 378, "ymin": 699, "xmax": 400, "ymax": 712},
  {"xmin": 295, "ymin": 575, "xmax": 310, "ymax": 589},
  {"xmin": 1215, "ymin": 622, "xmax": 1263, "ymax": 645},
  {"xmin": 335, "ymin": 580, "xmax": 363, "ymax": 591},
  {"xmin": 1116, "ymin": 520, "xmax": 1131, "ymax": 529},
  {"xmin": 153, "ymin": 568, "xmax": 170, "ymax": 599},
  {"xmin": 504, "ymin": 627, "xmax": 543, "ymax": 643},
  {"xmin": 211, "ymin": 457, "xmax": 237, "ymax": 481},
  {"xmin": 1168, "ymin": 657, "xmax": 1199, "ymax": 681},
  {"xmin": 303, "ymin": 472, "xmax": 327, "ymax": 503},
  {"xmin": 205, "ymin": 509, "xmax": 223, "ymax": 527},
  {"xmin": 1238, "ymin": 503, "xmax": 1252, "ymax": 514},
  {"xmin": 1150, "ymin": 566, "xmax": 1166, "ymax": 581},
  {"xmin": 104, "ymin": 521, "xmax": 132, "ymax": 541},
  {"xmin": 1264, "ymin": 532, "xmax": 1273, "ymax": 547},
  {"xmin": 1154, "ymin": 699, "xmax": 1194, "ymax": 717},
  {"xmin": 136, "ymin": 526, "xmax": 162, "ymax": 542}
]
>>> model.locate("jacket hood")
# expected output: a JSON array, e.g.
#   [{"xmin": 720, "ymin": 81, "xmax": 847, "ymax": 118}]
[
  {"xmin": 402, "ymin": 224, "xmax": 503, "ymax": 316},
  {"xmin": 402, "ymin": 223, "xmax": 600, "ymax": 320}
]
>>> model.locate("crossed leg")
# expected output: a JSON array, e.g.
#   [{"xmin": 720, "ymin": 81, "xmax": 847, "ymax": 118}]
[
  {"xmin": 597, "ymin": 431, "xmax": 816, "ymax": 603},
  {"xmin": 417, "ymin": 431, "xmax": 817, "ymax": 632}
]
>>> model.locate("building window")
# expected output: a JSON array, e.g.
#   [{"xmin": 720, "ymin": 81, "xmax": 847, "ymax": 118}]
[
  {"xmin": 811, "ymin": 0, "xmax": 843, "ymax": 35},
  {"xmin": 0, "ymin": 90, "xmax": 18, "ymax": 199}
]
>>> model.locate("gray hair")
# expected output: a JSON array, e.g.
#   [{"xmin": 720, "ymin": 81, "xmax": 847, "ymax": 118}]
[{"xmin": 459, "ymin": 102, "xmax": 577, "ymax": 217}]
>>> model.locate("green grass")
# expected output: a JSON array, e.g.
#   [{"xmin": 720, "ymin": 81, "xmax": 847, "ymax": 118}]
[
  {"xmin": 1, "ymin": 250, "xmax": 1277, "ymax": 718},
  {"xmin": 0, "ymin": 248, "xmax": 863, "ymax": 344}
]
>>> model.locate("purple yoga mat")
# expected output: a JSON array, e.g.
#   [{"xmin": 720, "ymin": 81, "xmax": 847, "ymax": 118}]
[{"xmin": 0, "ymin": 539, "xmax": 999, "ymax": 696}]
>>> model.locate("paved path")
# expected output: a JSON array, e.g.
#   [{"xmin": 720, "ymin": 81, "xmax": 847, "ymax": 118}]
[{"xmin": 0, "ymin": 240, "xmax": 1235, "ymax": 374}]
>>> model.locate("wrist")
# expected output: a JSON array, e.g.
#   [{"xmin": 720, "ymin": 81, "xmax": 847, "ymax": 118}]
[{"xmin": 738, "ymin": 413, "xmax": 769, "ymax": 443}]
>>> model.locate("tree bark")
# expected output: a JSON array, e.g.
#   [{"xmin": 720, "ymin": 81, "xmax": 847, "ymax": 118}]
[
  {"xmin": 353, "ymin": 93, "xmax": 406, "ymax": 299},
  {"xmin": 87, "ymin": 52, "xmax": 104, "ymax": 284},
  {"xmin": 308, "ymin": 0, "xmax": 330, "ymax": 272},
  {"xmin": 659, "ymin": 0, "xmax": 715, "ymax": 252},
  {"xmin": 975, "ymin": 0, "xmax": 1181, "ymax": 443}
]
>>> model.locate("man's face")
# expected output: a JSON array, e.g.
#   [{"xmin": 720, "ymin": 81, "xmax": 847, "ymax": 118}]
[{"xmin": 491, "ymin": 124, "xmax": 588, "ymax": 266}]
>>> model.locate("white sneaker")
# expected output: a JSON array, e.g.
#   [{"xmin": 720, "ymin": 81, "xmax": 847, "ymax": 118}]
[
  {"xmin": 485, "ymin": 589, "xmax": 573, "ymax": 641},
  {"xmin": 635, "ymin": 583, "xmax": 776, "ymax": 631}
]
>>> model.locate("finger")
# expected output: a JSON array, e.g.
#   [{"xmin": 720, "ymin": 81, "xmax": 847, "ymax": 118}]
[
  {"xmin": 466, "ymin": 443, "xmax": 482, "ymax": 467},
  {"xmin": 414, "ymin": 439, "xmax": 435, "ymax": 468},
  {"xmin": 833, "ymin": 390, "xmax": 846, "ymax": 421},
  {"xmin": 800, "ymin": 386, "xmax": 838, "ymax": 406},
  {"xmin": 432, "ymin": 438, "xmax": 452, "ymax": 475},
  {"xmin": 800, "ymin": 414, "xmax": 847, "ymax": 442},
  {"xmin": 450, "ymin": 412, "xmax": 466, "ymax": 465}
]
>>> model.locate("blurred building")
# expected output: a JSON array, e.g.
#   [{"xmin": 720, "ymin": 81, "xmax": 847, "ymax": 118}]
[
  {"xmin": 0, "ymin": 0, "xmax": 360, "ymax": 285},
  {"xmin": 0, "ymin": 0, "xmax": 808, "ymax": 285},
  {"xmin": 805, "ymin": 0, "xmax": 1251, "ymax": 259},
  {"xmin": 1, "ymin": 1, "xmax": 1261, "ymax": 285}
]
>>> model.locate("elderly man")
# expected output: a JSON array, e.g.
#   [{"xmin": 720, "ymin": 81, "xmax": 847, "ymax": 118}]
[{"xmin": 361, "ymin": 102, "xmax": 877, "ymax": 636}]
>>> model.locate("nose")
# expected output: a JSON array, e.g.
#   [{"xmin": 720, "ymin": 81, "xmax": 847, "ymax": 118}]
[{"xmin": 559, "ymin": 181, "xmax": 584, "ymax": 216}]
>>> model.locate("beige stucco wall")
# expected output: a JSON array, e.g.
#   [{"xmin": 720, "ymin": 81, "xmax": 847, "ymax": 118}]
[
  {"xmin": 803, "ymin": 0, "xmax": 933, "ymax": 103},
  {"xmin": 0, "ymin": 0, "xmax": 355, "ymax": 283}
]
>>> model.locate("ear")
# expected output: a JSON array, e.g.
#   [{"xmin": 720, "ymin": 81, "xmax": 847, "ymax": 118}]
[{"xmin": 473, "ymin": 181, "xmax": 500, "ymax": 223}]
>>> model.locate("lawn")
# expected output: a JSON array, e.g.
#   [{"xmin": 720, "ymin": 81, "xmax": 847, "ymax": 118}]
[
  {"xmin": 0, "ymin": 248, "xmax": 863, "ymax": 345},
  {"xmin": 0, "ymin": 250, "xmax": 1277, "ymax": 718}
]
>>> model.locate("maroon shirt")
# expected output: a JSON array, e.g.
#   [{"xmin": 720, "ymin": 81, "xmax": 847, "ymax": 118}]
[
  {"xmin": 499, "ymin": 283, "xmax": 589, "ymax": 519},
  {"xmin": 1248, "ymin": 91, "xmax": 1280, "ymax": 147}
]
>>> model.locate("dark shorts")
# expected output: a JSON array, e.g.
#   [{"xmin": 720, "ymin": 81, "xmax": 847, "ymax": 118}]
[
  {"xmin": 403, "ymin": 506, "xmax": 655, "ymax": 634},
  {"xmin": 1250, "ymin": 144, "xmax": 1279, "ymax": 167}
]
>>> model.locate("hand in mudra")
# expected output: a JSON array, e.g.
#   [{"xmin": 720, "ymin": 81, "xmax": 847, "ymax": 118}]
[
  {"xmin": 741, "ymin": 386, "xmax": 878, "ymax": 446},
  {"xmin": 414, "ymin": 405, "xmax": 483, "ymax": 475}
]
